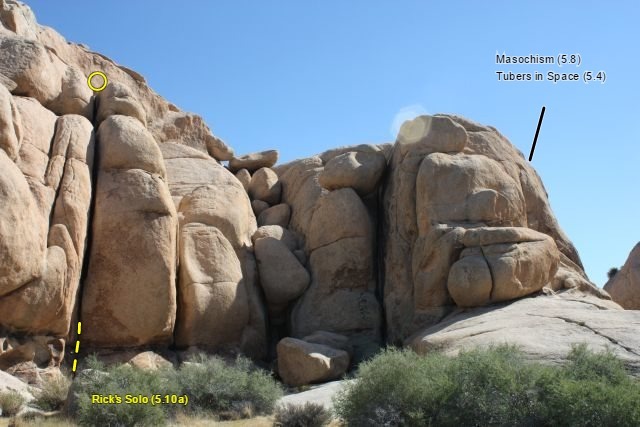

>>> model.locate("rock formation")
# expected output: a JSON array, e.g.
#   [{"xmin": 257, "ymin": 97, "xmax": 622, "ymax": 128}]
[
  {"xmin": 604, "ymin": 243, "xmax": 640, "ymax": 309},
  {"xmin": 1, "ymin": 0, "xmax": 638, "ymax": 387}
]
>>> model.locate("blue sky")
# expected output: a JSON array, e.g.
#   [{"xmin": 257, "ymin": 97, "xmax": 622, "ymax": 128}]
[{"xmin": 28, "ymin": 1, "xmax": 639, "ymax": 286}]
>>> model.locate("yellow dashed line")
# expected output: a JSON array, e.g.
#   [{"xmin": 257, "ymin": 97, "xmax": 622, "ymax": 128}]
[{"xmin": 72, "ymin": 321, "xmax": 82, "ymax": 373}]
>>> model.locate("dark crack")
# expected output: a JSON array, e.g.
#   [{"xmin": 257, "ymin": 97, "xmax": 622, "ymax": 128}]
[{"xmin": 528, "ymin": 313, "xmax": 640, "ymax": 358}]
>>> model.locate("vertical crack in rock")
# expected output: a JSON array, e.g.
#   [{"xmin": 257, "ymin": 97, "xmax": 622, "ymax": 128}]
[
  {"xmin": 376, "ymin": 164, "xmax": 389, "ymax": 345},
  {"xmin": 72, "ymin": 96, "xmax": 100, "ymax": 342}
]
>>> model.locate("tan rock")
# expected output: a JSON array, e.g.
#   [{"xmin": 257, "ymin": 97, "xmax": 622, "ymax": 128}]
[
  {"xmin": 604, "ymin": 243, "xmax": 640, "ymax": 309},
  {"xmin": 0, "ymin": 35, "xmax": 63, "ymax": 106},
  {"xmin": 292, "ymin": 288, "xmax": 380, "ymax": 344},
  {"xmin": 206, "ymin": 135, "xmax": 234, "ymax": 161},
  {"xmin": 397, "ymin": 115, "xmax": 468, "ymax": 154},
  {"xmin": 174, "ymin": 224, "xmax": 250, "ymax": 350},
  {"xmin": 408, "ymin": 291, "xmax": 640, "ymax": 376},
  {"xmin": 278, "ymin": 156, "xmax": 325, "ymax": 234},
  {"xmin": 447, "ymin": 247, "xmax": 493, "ymax": 307},
  {"xmin": 277, "ymin": 337, "xmax": 349, "ymax": 386},
  {"xmin": 96, "ymin": 82, "xmax": 146, "ymax": 126},
  {"xmin": 258, "ymin": 203, "xmax": 291, "ymax": 227},
  {"xmin": 179, "ymin": 184, "xmax": 255, "ymax": 249},
  {"xmin": 0, "ymin": 112, "xmax": 93, "ymax": 336},
  {"xmin": 229, "ymin": 149, "xmax": 278, "ymax": 172},
  {"xmin": 383, "ymin": 114, "xmax": 598, "ymax": 343},
  {"xmin": 0, "ymin": 369, "xmax": 34, "ymax": 401},
  {"xmin": 150, "ymin": 110, "xmax": 233, "ymax": 159},
  {"xmin": 308, "ymin": 188, "xmax": 371, "ymax": 251},
  {"xmin": 319, "ymin": 151, "xmax": 386, "ymax": 195},
  {"xmin": 254, "ymin": 237, "xmax": 310, "ymax": 306},
  {"xmin": 249, "ymin": 167, "xmax": 281, "ymax": 204},
  {"xmin": 99, "ymin": 114, "xmax": 164, "ymax": 174},
  {"xmin": 482, "ymin": 238, "xmax": 560, "ymax": 303},
  {"xmin": 48, "ymin": 66, "xmax": 93, "ymax": 118},
  {"xmin": 82, "ymin": 116, "xmax": 177, "ymax": 347},
  {"xmin": 0, "ymin": 82, "xmax": 21, "ymax": 160},
  {"xmin": 235, "ymin": 168, "xmax": 251, "ymax": 191},
  {"xmin": 251, "ymin": 225, "xmax": 301, "ymax": 251},
  {"xmin": 160, "ymin": 141, "xmax": 235, "ymax": 208},
  {"xmin": 416, "ymin": 152, "xmax": 526, "ymax": 235},
  {"xmin": 0, "ymin": 149, "xmax": 43, "ymax": 297},
  {"xmin": 251, "ymin": 199, "xmax": 270, "ymax": 217},
  {"xmin": 303, "ymin": 331, "xmax": 354, "ymax": 357}
]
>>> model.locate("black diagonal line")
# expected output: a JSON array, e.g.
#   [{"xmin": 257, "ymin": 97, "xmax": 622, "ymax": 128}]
[{"xmin": 529, "ymin": 106, "xmax": 546, "ymax": 161}]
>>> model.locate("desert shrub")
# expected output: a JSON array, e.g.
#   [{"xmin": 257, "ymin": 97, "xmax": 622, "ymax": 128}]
[
  {"xmin": 536, "ymin": 344, "xmax": 640, "ymax": 426},
  {"xmin": 607, "ymin": 267, "xmax": 619, "ymax": 279},
  {"xmin": 170, "ymin": 353, "xmax": 283, "ymax": 418},
  {"xmin": 69, "ymin": 353, "xmax": 282, "ymax": 425},
  {"xmin": 34, "ymin": 374, "xmax": 71, "ymax": 411},
  {"xmin": 73, "ymin": 360, "xmax": 172, "ymax": 427},
  {"xmin": 334, "ymin": 344, "xmax": 640, "ymax": 427},
  {"xmin": 0, "ymin": 390, "xmax": 26, "ymax": 417},
  {"xmin": 273, "ymin": 402, "xmax": 332, "ymax": 427}
]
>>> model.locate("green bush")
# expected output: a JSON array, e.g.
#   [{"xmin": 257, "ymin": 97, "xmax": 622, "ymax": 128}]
[
  {"xmin": 73, "ymin": 358, "xmax": 172, "ymax": 426},
  {"xmin": 69, "ymin": 353, "xmax": 282, "ymax": 426},
  {"xmin": 171, "ymin": 353, "xmax": 283, "ymax": 418},
  {"xmin": 273, "ymin": 402, "xmax": 332, "ymax": 427},
  {"xmin": 34, "ymin": 374, "xmax": 71, "ymax": 411},
  {"xmin": 0, "ymin": 390, "xmax": 26, "ymax": 417},
  {"xmin": 334, "ymin": 344, "xmax": 640, "ymax": 427}
]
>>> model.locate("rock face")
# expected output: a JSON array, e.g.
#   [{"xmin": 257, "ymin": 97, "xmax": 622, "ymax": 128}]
[
  {"xmin": 277, "ymin": 337, "xmax": 350, "ymax": 386},
  {"xmin": 408, "ymin": 291, "xmax": 640, "ymax": 377},
  {"xmin": 2, "ymin": 0, "xmax": 638, "ymax": 390},
  {"xmin": 604, "ymin": 243, "xmax": 640, "ymax": 309},
  {"xmin": 0, "ymin": 92, "xmax": 93, "ymax": 337},
  {"xmin": 81, "ymin": 115, "xmax": 178, "ymax": 347},
  {"xmin": 382, "ymin": 115, "xmax": 603, "ymax": 344}
]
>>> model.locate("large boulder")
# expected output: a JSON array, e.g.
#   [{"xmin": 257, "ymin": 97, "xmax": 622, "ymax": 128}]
[
  {"xmin": 162, "ymin": 141, "xmax": 267, "ymax": 358},
  {"xmin": 407, "ymin": 291, "xmax": 640, "ymax": 377},
  {"xmin": 258, "ymin": 203, "xmax": 291, "ymax": 228},
  {"xmin": 319, "ymin": 150, "xmax": 386, "ymax": 196},
  {"xmin": 174, "ymin": 224, "xmax": 250, "ymax": 350},
  {"xmin": 229, "ymin": 150, "xmax": 278, "ymax": 172},
  {"xmin": 288, "ymin": 188, "xmax": 381, "ymax": 358},
  {"xmin": 254, "ymin": 237, "xmax": 310, "ymax": 308},
  {"xmin": 81, "ymin": 115, "xmax": 177, "ymax": 347},
  {"xmin": 0, "ymin": 95, "xmax": 93, "ymax": 337},
  {"xmin": 604, "ymin": 243, "xmax": 640, "ymax": 309},
  {"xmin": 382, "ymin": 115, "xmax": 602, "ymax": 344},
  {"xmin": 248, "ymin": 167, "xmax": 281, "ymax": 205},
  {"xmin": 277, "ymin": 337, "xmax": 350, "ymax": 386}
]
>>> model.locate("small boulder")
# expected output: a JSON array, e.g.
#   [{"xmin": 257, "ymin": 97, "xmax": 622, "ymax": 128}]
[
  {"xmin": 229, "ymin": 150, "xmax": 278, "ymax": 172},
  {"xmin": 252, "ymin": 225, "xmax": 301, "ymax": 251},
  {"xmin": 251, "ymin": 199, "xmax": 270, "ymax": 217},
  {"xmin": 254, "ymin": 237, "xmax": 309, "ymax": 306},
  {"xmin": 249, "ymin": 167, "xmax": 281, "ymax": 205},
  {"xmin": 235, "ymin": 168, "xmax": 251, "ymax": 191},
  {"xmin": 319, "ymin": 151, "xmax": 386, "ymax": 196},
  {"xmin": 277, "ymin": 337, "xmax": 349, "ymax": 386},
  {"xmin": 303, "ymin": 331, "xmax": 354, "ymax": 357},
  {"xmin": 258, "ymin": 203, "xmax": 291, "ymax": 228},
  {"xmin": 96, "ymin": 81, "xmax": 146, "ymax": 126}
]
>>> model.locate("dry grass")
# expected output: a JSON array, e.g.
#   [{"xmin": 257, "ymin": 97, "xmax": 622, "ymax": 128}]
[
  {"xmin": 0, "ymin": 415, "xmax": 76, "ymax": 427},
  {"xmin": 1, "ymin": 412, "xmax": 343, "ymax": 427},
  {"xmin": 171, "ymin": 414, "xmax": 275, "ymax": 426}
]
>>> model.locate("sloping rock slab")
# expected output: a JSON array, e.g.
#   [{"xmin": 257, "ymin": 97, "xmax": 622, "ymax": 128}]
[
  {"xmin": 407, "ymin": 291, "xmax": 640, "ymax": 376},
  {"xmin": 278, "ymin": 380, "xmax": 352, "ymax": 410}
]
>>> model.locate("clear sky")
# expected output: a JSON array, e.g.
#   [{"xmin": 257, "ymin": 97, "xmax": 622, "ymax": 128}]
[{"xmin": 27, "ymin": 1, "xmax": 639, "ymax": 286}]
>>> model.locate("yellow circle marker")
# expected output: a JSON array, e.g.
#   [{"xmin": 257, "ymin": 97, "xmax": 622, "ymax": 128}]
[{"xmin": 87, "ymin": 71, "xmax": 108, "ymax": 92}]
